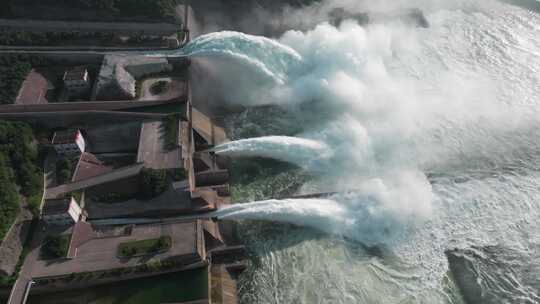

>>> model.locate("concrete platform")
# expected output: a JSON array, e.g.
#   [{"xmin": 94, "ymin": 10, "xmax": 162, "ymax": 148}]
[
  {"xmin": 29, "ymin": 221, "xmax": 203, "ymax": 278},
  {"xmin": 137, "ymin": 120, "xmax": 183, "ymax": 169}
]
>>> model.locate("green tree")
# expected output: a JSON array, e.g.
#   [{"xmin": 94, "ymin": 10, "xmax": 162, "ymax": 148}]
[{"xmin": 139, "ymin": 168, "xmax": 168, "ymax": 199}]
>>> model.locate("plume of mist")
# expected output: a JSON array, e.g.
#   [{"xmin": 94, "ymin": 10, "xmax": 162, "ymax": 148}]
[
  {"xmin": 215, "ymin": 170, "xmax": 432, "ymax": 245},
  {"xmin": 184, "ymin": 0, "xmax": 540, "ymax": 246}
]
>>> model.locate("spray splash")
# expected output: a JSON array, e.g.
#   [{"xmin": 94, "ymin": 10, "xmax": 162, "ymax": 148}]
[
  {"xmin": 215, "ymin": 170, "xmax": 432, "ymax": 246},
  {"xmin": 178, "ymin": 1, "xmax": 540, "ymax": 302},
  {"xmin": 214, "ymin": 136, "xmax": 331, "ymax": 170},
  {"xmin": 182, "ymin": 31, "xmax": 303, "ymax": 85}
]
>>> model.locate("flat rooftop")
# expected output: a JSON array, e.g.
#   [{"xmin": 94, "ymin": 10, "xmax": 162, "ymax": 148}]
[
  {"xmin": 63, "ymin": 66, "xmax": 87, "ymax": 81},
  {"xmin": 42, "ymin": 198, "xmax": 72, "ymax": 215},
  {"xmin": 52, "ymin": 129, "xmax": 80, "ymax": 145},
  {"xmin": 30, "ymin": 221, "xmax": 202, "ymax": 278},
  {"xmin": 137, "ymin": 120, "xmax": 183, "ymax": 169}
]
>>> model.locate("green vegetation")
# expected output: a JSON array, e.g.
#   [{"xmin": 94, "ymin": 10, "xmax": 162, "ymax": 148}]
[
  {"xmin": 0, "ymin": 120, "xmax": 42, "ymax": 240},
  {"xmin": 150, "ymin": 80, "xmax": 170, "ymax": 95},
  {"xmin": 0, "ymin": 30, "xmax": 165, "ymax": 47},
  {"xmin": 2, "ymin": 0, "xmax": 182, "ymax": 21},
  {"xmin": 27, "ymin": 267, "xmax": 208, "ymax": 304},
  {"xmin": 27, "ymin": 190, "xmax": 43, "ymax": 217},
  {"xmin": 139, "ymin": 168, "xmax": 168, "ymax": 199},
  {"xmin": 0, "ymin": 155, "xmax": 20, "ymax": 242},
  {"xmin": 118, "ymin": 236, "xmax": 171, "ymax": 258},
  {"xmin": 0, "ymin": 56, "xmax": 31, "ymax": 104},
  {"xmin": 56, "ymin": 157, "xmax": 75, "ymax": 184},
  {"xmin": 40, "ymin": 234, "xmax": 71, "ymax": 259},
  {"xmin": 169, "ymin": 168, "xmax": 187, "ymax": 181},
  {"xmin": 162, "ymin": 114, "xmax": 179, "ymax": 150},
  {"xmin": 68, "ymin": 190, "xmax": 83, "ymax": 204}
]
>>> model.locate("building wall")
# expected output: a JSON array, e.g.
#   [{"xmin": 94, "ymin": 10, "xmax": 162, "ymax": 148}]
[
  {"xmin": 54, "ymin": 143, "xmax": 82, "ymax": 155},
  {"xmin": 67, "ymin": 199, "xmax": 82, "ymax": 222},
  {"xmin": 43, "ymin": 213, "xmax": 74, "ymax": 225},
  {"xmin": 75, "ymin": 132, "xmax": 86, "ymax": 153}
]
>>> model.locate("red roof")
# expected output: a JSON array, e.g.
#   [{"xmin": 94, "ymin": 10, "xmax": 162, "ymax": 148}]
[
  {"xmin": 16, "ymin": 69, "xmax": 49, "ymax": 105},
  {"xmin": 72, "ymin": 152, "xmax": 113, "ymax": 182},
  {"xmin": 52, "ymin": 130, "xmax": 80, "ymax": 145}
]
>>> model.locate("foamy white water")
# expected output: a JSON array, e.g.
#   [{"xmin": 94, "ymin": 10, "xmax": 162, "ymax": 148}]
[
  {"xmin": 214, "ymin": 136, "xmax": 331, "ymax": 170},
  {"xmin": 178, "ymin": 0, "xmax": 540, "ymax": 303}
]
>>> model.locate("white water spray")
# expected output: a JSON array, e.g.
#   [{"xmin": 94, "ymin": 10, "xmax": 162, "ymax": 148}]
[
  {"xmin": 214, "ymin": 136, "xmax": 331, "ymax": 170},
  {"xmin": 177, "ymin": 1, "xmax": 540, "ymax": 302}
]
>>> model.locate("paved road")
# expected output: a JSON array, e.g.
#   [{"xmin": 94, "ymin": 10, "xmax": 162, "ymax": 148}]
[
  {"xmin": 0, "ymin": 18, "xmax": 180, "ymax": 36},
  {"xmin": 137, "ymin": 121, "xmax": 182, "ymax": 169},
  {"xmin": 0, "ymin": 99, "xmax": 186, "ymax": 114},
  {"xmin": 46, "ymin": 163, "xmax": 144, "ymax": 199}
]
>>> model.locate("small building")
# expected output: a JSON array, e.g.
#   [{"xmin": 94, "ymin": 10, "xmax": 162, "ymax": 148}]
[
  {"xmin": 52, "ymin": 129, "xmax": 86, "ymax": 156},
  {"xmin": 41, "ymin": 197, "xmax": 82, "ymax": 225},
  {"xmin": 63, "ymin": 66, "xmax": 91, "ymax": 96}
]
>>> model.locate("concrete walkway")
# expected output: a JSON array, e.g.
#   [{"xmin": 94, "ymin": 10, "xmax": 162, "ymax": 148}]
[
  {"xmin": 0, "ymin": 18, "xmax": 180, "ymax": 36},
  {"xmin": 46, "ymin": 163, "xmax": 144, "ymax": 199},
  {"xmin": 0, "ymin": 99, "xmax": 186, "ymax": 114}
]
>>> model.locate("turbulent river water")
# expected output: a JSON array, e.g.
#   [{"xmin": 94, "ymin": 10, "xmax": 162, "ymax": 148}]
[{"xmin": 177, "ymin": 0, "xmax": 540, "ymax": 303}]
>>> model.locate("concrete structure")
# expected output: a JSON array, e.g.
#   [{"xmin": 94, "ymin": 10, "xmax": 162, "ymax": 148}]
[
  {"xmin": 95, "ymin": 55, "xmax": 173, "ymax": 100},
  {"xmin": 41, "ymin": 197, "xmax": 82, "ymax": 225},
  {"xmin": 72, "ymin": 152, "xmax": 113, "ymax": 182},
  {"xmin": 51, "ymin": 129, "xmax": 85, "ymax": 156},
  {"xmin": 45, "ymin": 163, "xmax": 144, "ymax": 199},
  {"xmin": 63, "ymin": 66, "xmax": 90, "ymax": 96},
  {"xmin": 31, "ymin": 221, "xmax": 205, "ymax": 278},
  {"xmin": 137, "ymin": 120, "xmax": 183, "ymax": 169}
]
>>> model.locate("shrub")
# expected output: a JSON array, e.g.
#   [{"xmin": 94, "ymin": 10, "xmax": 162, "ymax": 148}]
[
  {"xmin": 139, "ymin": 168, "xmax": 168, "ymax": 199},
  {"xmin": 118, "ymin": 236, "xmax": 172, "ymax": 258},
  {"xmin": 41, "ymin": 234, "xmax": 70, "ymax": 259},
  {"xmin": 169, "ymin": 168, "xmax": 186, "ymax": 181},
  {"xmin": 150, "ymin": 80, "xmax": 169, "ymax": 95},
  {"xmin": 162, "ymin": 114, "xmax": 179, "ymax": 151},
  {"xmin": 0, "ymin": 56, "xmax": 31, "ymax": 104},
  {"xmin": 56, "ymin": 157, "xmax": 74, "ymax": 184}
]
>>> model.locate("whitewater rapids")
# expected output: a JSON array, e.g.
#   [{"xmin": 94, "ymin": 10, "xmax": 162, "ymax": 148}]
[{"xmin": 173, "ymin": 0, "xmax": 540, "ymax": 303}]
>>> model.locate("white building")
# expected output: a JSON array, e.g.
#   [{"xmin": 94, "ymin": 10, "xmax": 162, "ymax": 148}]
[
  {"xmin": 41, "ymin": 197, "xmax": 82, "ymax": 225},
  {"xmin": 52, "ymin": 129, "xmax": 86, "ymax": 156},
  {"xmin": 63, "ymin": 66, "xmax": 91, "ymax": 95}
]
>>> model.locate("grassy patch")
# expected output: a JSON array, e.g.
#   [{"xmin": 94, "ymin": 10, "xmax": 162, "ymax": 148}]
[
  {"xmin": 27, "ymin": 190, "xmax": 43, "ymax": 217},
  {"xmin": 162, "ymin": 114, "xmax": 179, "ymax": 151},
  {"xmin": 150, "ymin": 80, "xmax": 169, "ymax": 95},
  {"xmin": 27, "ymin": 267, "xmax": 209, "ymax": 304},
  {"xmin": 118, "ymin": 236, "xmax": 171, "ymax": 258},
  {"xmin": 40, "ymin": 234, "xmax": 71, "ymax": 260}
]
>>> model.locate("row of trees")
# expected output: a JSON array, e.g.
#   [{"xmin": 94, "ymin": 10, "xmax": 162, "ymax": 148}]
[
  {"xmin": 3, "ymin": 0, "xmax": 181, "ymax": 19},
  {"xmin": 0, "ymin": 121, "xmax": 41, "ymax": 240},
  {"xmin": 0, "ymin": 30, "xmax": 165, "ymax": 47},
  {"xmin": 0, "ymin": 56, "xmax": 32, "ymax": 105}
]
